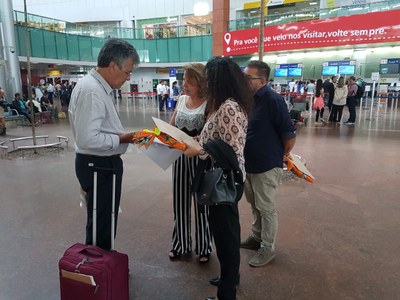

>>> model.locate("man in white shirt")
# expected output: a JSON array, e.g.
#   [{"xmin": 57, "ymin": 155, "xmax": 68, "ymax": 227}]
[
  {"xmin": 288, "ymin": 79, "xmax": 295, "ymax": 93},
  {"xmin": 68, "ymin": 38, "xmax": 139, "ymax": 250},
  {"xmin": 156, "ymin": 81, "xmax": 166, "ymax": 111},
  {"xmin": 46, "ymin": 83, "xmax": 55, "ymax": 104}
]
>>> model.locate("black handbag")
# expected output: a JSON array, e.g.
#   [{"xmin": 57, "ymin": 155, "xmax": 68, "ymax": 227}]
[
  {"xmin": 192, "ymin": 139, "xmax": 244, "ymax": 206},
  {"xmin": 195, "ymin": 158, "xmax": 240, "ymax": 206}
]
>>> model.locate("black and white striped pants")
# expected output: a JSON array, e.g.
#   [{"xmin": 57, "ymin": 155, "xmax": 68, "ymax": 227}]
[{"xmin": 171, "ymin": 155, "xmax": 213, "ymax": 255}]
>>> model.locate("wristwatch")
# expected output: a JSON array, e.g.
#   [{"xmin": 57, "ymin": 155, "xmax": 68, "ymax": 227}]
[{"xmin": 199, "ymin": 148, "xmax": 206, "ymax": 155}]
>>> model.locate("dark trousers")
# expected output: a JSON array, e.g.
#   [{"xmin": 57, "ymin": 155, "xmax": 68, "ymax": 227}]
[
  {"xmin": 18, "ymin": 109, "xmax": 32, "ymax": 124},
  {"xmin": 75, "ymin": 153, "xmax": 123, "ymax": 250},
  {"xmin": 48, "ymin": 92, "xmax": 54, "ymax": 104},
  {"xmin": 347, "ymin": 96, "xmax": 356, "ymax": 122},
  {"xmin": 315, "ymin": 107, "xmax": 324, "ymax": 122},
  {"xmin": 209, "ymin": 203, "xmax": 240, "ymax": 300},
  {"xmin": 158, "ymin": 94, "xmax": 165, "ymax": 111},
  {"xmin": 330, "ymin": 104, "xmax": 344, "ymax": 122}
]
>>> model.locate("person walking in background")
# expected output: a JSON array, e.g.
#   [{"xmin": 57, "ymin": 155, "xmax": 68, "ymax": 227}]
[
  {"xmin": 183, "ymin": 57, "xmax": 252, "ymax": 300},
  {"xmin": 329, "ymin": 76, "xmax": 348, "ymax": 124},
  {"xmin": 313, "ymin": 79, "xmax": 325, "ymax": 124},
  {"xmin": 156, "ymin": 80, "xmax": 166, "ymax": 111},
  {"xmin": 345, "ymin": 76, "xmax": 358, "ymax": 125},
  {"xmin": 172, "ymin": 81, "xmax": 180, "ymax": 110},
  {"xmin": 46, "ymin": 82, "xmax": 54, "ymax": 104},
  {"xmin": 323, "ymin": 76, "xmax": 337, "ymax": 111},
  {"xmin": 241, "ymin": 60, "xmax": 296, "ymax": 268},
  {"xmin": 168, "ymin": 63, "xmax": 212, "ymax": 264},
  {"xmin": 68, "ymin": 38, "xmax": 140, "ymax": 250}
]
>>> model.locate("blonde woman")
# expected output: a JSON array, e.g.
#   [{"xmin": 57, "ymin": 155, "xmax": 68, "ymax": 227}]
[
  {"xmin": 168, "ymin": 63, "xmax": 212, "ymax": 263},
  {"xmin": 329, "ymin": 76, "xmax": 348, "ymax": 124}
]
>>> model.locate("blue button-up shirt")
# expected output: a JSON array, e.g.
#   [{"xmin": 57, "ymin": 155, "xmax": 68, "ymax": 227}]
[{"xmin": 244, "ymin": 85, "xmax": 296, "ymax": 174}]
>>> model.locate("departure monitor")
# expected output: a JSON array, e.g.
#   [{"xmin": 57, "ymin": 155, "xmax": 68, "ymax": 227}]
[
  {"xmin": 274, "ymin": 68, "xmax": 288, "ymax": 77},
  {"xmin": 338, "ymin": 65, "xmax": 355, "ymax": 75},
  {"xmin": 288, "ymin": 67, "xmax": 302, "ymax": 77},
  {"xmin": 379, "ymin": 64, "xmax": 399, "ymax": 74},
  {"xmin": 322, "ymin": 66, "xmax": 338, "ymax": 76}
]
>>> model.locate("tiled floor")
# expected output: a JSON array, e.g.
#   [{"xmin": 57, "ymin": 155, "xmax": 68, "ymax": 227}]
[{"xmin": 1, "ymin": 98, "xmax": 399, "ymax": 300}]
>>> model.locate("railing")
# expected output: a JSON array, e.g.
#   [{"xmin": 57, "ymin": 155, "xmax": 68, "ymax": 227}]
[
  {"xmin": 13, "ymin": 10, "xmax": 211, "ymax": 39},
  {"xmin": 13, "ymin": 0, "xmax": 400, "ymax": 39},
  {"xmin": 229, "ymin": 0, "xmax": 400, "ymax": 31}
]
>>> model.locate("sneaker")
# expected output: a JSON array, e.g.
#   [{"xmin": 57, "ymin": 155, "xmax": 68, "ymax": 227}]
[
  {"xmin": 344, "ymin": 122, "xmax": 354, "ymax": 125},
  {"xmin": 248, "ymin": 247, "xmax": 276, "ymax": 267},
  {"xmin": 315, "ymin": 121, "xmax": 322, "ymax": 124},
  {"xmin": 240, "ymin": 235, "xmax": 261, "ymax": 250}
]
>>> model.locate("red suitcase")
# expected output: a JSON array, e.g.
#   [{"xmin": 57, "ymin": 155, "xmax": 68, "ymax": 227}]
[{"xmin": 59, "ymin": 166, "xmax": 129, "ymax": 300}]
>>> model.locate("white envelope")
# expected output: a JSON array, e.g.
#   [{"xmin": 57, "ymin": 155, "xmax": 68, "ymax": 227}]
[{"xmin": 139, "ymin": 138, "xmax": 182, "ymax": 170}]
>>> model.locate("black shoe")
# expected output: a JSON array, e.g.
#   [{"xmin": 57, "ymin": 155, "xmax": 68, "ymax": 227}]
[{"xmin": 208, "ymin": 274, "xmax": 240, "ymax": 286}]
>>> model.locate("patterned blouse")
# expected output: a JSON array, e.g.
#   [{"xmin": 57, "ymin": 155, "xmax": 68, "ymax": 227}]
[{"xmin": 199, "ymin": 98, "xmax": 248, "ymax": 179}]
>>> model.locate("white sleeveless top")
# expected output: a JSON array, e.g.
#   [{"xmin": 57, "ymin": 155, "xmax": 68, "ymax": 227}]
[{"xmin": 175, "ymin": 95, "xmax": 207, "ymax": 137}]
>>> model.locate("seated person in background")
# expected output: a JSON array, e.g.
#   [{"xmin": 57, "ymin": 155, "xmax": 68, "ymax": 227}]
[
  {"xmin": 26, "ymin": 91, "xmax": 42, "ymax": 113},
  {"xmin": 0, "ymin": 88, "xmax": 8, "ymax": 128},
  {"xmin": 11, "ymin": 92, "xmax": 34, "ymax": 124},
  {"xmin": 40, "ymin": 91, "xmax": 55, "ymax": 116}
]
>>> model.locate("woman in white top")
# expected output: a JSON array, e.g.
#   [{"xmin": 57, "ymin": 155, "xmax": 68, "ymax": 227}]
[
  {"xmin": 329, "ymin": 76, "xmax": 348, "ymax": 123},
  {"xmin": 168, "ymin": 63, "xmax": 212, "ymax": 263}
]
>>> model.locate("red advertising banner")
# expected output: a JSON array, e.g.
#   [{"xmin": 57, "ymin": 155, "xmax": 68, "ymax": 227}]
[{"xmin": 223, "ymin": 9, "xmax": 400, "ymax": 56}]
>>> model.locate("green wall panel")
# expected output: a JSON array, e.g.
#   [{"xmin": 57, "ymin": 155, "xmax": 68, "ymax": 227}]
[
  {"xmin": 29, "ymin": 28, "xmax": 45, "ymax": 57},
  {"xmin": 168, "ymin": 39, "xmax": 180, "ymax": 62},
  {"xmin": 55, "ymin": 32, "xmax": 68, "ymax": 60},
  {"xmin": 15, "ymin": 26, "xmax": 26, "ymax": 57},
  {"xmin": 156, "ymin": 39, "xmax": 169, "ymax": 63},
  {"xmin": 42, "ymin": 30, "xmax": 57, "ymax": 58},
  {"xmin": 143, "ymin": 40, "xmax": 157, "ymax": 62},
  {"xmin": 202, "ymin": 36, "xmax": 212, "ymax": 62},
  {"xmin": 15, "ymin": 25, "xmax": 213, "ymax": 63},
  {"xmin": 66, "ymin": 35, "xmax": 79, "ymax": 61},
  {"xmin": 190, "ymin": 37, "xmax": 203, "ymax": 62},
  {"xmin": 78, "ymin": 36, "xmax": 93, "ymax": 61},
  {"xmin": 91, "ymin": 37, "xmax": 106, "ymax": 61},
  {"xmin": 178, "ymin": 38, "xmax": 191, "ymax": 62}
]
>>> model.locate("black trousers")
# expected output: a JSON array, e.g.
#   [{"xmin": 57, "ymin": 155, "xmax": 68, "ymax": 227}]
[
  {"xmin": 330, "ymin": 104, "xmax": 344, "ymax": 122},
  {"xmin": 347, "ymin": 96, "xmax": 356, "ymax": 122},
  {"xmin": 209, "ymin": 203, "xmax": 240, "ymax": 300},
  {"xmin": 158, "ymin": 94, "xmax": 165, "ymax": 111},
  {"xmin": 75, "ymin": 153, "xmax": 123, "ymax": 250}
]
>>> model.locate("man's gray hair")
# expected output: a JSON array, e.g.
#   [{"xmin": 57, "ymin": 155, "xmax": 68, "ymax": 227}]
[{"xmin": 97, "ymin": 38, "xmax": 139, "ymax": 68}]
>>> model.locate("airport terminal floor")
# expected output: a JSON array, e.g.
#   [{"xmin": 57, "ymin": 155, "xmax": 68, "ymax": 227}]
[{"xmin": 0, "ymin": 97, "xmax": 399, "ymax": 299}]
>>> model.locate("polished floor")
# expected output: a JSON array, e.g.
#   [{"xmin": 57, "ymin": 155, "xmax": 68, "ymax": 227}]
[{"xmin": 0, "ymin": 97, "xmax": 399, "ymax": 300}]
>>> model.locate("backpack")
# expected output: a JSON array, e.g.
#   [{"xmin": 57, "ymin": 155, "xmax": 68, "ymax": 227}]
[{"xmin": 355, "ymin": 79, "xmax": 366, "ymax": 98}]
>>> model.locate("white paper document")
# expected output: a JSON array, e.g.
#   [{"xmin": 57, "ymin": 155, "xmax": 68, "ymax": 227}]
[
  {"xmin": 290, "ymin": 154, "xmax": 315, "ymax": 180},
  {"xmin": 152, "ymin": 117, "xmax": 200, "ymax": 148},
  {"xmin": 139, "ymin": 138, "xmax": 182, "ymax": 170}
]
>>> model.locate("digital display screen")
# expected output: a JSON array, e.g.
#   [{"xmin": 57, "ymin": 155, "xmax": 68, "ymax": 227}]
[
  {"xmin": 288, "ymin": 67, "xmax": 302, "ymax": 77},
  {"xmin": 379, "ymin": 64, "xmax": 400, "ymax": 74},
  {"xmin": 322, "ymin": 66, "xmax": 338, "ymax": 76},
  {"xmin": 274, "ymin": 68, "xmax": 288, "ymax": 77},
  {"xmin": 338, "ymin": 65, "xmax": 355, "ymax": 75}
]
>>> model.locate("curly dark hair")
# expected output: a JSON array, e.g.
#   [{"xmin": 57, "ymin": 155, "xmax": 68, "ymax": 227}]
[
  {"xmin": 315, "ymin": 79, "xmax": 323, "ymax": 97},
  {"xmin": 204, "ymin": 56, "xmax": 252, "ymax": 115}
]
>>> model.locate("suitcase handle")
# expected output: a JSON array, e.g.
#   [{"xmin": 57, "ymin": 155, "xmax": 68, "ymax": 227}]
[
  {"xmin": 79, "ymin": 247, "xmax": 104, "ymax": 258},
  {"xmin": 88, "ymin": 163, "xmax": 117, "ymax": 251}
]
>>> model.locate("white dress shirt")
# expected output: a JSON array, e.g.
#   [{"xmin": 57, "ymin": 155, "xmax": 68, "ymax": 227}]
[{"xmin": 68, "ymin": 69, "xmax": 128, "ymax": 156}]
